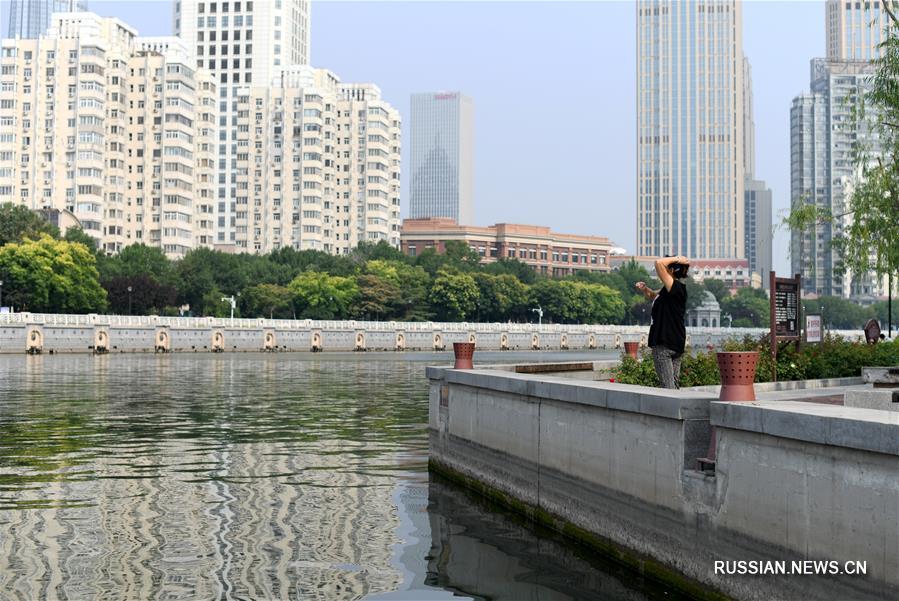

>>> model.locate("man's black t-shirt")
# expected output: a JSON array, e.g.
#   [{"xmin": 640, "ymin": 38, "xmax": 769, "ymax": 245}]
[{"xmin": 648, "ymin": 280, "xmax": 687, "ymax": 354}]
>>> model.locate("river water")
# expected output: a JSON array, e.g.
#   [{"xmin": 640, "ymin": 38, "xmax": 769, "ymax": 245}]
[{"xmin": 0, "ymin": 352, "xmax": 685, "ymax": 600}]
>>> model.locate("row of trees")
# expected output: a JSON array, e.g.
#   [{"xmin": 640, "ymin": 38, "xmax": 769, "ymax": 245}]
[
  {"xmin": 2, "ymin": 203, "xmax": 892, "ymax": 328},
  {"xmin": 1, "ymin": 204, "xmax": 635, "ymax": 323}
]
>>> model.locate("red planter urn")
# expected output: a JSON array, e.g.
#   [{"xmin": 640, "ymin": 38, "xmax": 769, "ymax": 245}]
[
  {"xmin": 623, "ymin": 341, "xmax": 640, "ymax": 359},
  {"xmin": 716, "ymin": 351, "xmax": 759, "ymax": 402},
  {"xmin": 453, "ymin": 342, "xmax": 476, "ymax": 369}
]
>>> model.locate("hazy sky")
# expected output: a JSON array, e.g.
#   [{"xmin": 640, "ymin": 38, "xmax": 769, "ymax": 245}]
[{"xmin": 1, "ymin": 0, "xmax": 826, "ymax": 273}]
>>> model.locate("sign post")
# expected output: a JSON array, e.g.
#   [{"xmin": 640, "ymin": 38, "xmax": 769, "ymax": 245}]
[
  {"xmin": 806, "ymin": 314, "xmax": 822, "ymax": 344},
  {"xmin": 770, "ymin": 272, "xmax": 802, "ymax": 382}
]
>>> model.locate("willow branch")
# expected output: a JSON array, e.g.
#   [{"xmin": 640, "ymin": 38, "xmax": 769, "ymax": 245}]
[{"xmin": 883, "ymin": 0, "xmax": 899, "ymax": 27}]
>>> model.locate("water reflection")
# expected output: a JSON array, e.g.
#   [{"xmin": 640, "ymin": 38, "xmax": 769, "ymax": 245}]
[
  {"xmin": 0, "ymin": 352, "xmax": 670, "ymax": 601},
  {"xmin": 423, "ymin": 476, "xmax": 684, "ymax": 601}
]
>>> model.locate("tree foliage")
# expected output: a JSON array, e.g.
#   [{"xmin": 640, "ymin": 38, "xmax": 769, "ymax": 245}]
[
  {"xmin": 0, "ymin": 203, "xmax": 59, "ymax": 246},
  {"xmin": 289, "ymin": 271, "xmax": 359, "ymax": 320},
  {"xmin": 428, "ymin": 269, "xmax": 479, "ymax": 321},
  {"xmin": 0, "ymin": 235, "xmax": 106, "ymax": 313}
]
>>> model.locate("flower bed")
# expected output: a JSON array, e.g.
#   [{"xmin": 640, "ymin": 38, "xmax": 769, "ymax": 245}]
[{"xmin": 611, "ymin": 335, "xmax": 899, "ymax": 387}]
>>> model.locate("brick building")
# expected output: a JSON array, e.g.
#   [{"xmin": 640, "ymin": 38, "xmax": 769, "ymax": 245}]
[{"xmin": 400, "ymin": 218, "xmax": 614, "ymax": 277}]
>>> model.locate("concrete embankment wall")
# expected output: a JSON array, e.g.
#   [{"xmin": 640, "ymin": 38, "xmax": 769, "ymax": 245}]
[
  {"xmin": 0, "ymin": 312, "xmax": 831, "ymax": 354},
  {"xmin": 427, "ymin": 367, "xmax": 899, "ymax": 601}
]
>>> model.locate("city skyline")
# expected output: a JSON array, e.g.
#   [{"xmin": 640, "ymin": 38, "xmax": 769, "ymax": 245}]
[{"xmin": 1, "ymin": 0, "xmax": 826, "ymax": 274}]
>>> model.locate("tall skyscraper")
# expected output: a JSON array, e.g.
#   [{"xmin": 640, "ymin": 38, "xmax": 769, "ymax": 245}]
[
  {"xmin": 174, "ymin": 0, "xmax": 311, "ymax": 249},
  {"xmin": 790, "ymin": 59, "xmax": 876, "ymax": 297},
  {"xmin": 408, "ymin": 92, "xmax": 474, "ymax": 225},
  {"xmin": 6, "ymin": 0, "xmax": 86, "ymax": 39},
  {"xmin": 0, "ymin": 13, "xmax": 217, "ymax": 257},
  {"xmin": 744, "ymin": 179, "xmax": 772, "ymax": 288},
  {"xmin": 636, "ymin": 0, "xmax": 745, "ymax": 259},
  {"xmin": 826, "ymin": 0, "xmax": 892, "ymax": 60},
  {"xmin": 741, "ymin": 57, "xmax": 772, "ymax": 288}
]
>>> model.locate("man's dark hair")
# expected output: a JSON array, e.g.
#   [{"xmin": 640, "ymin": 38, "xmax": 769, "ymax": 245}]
[{"xmin": 664, "ymin": 254, "xmax": 689, "ymax": 279}]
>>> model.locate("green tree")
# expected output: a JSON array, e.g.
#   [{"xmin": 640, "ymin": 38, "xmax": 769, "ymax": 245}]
[
  {"xmin": 702, "ymin": 278, "xmax": 731, "ymax": 304},
  {"xmin": 682, "ymin": 278, "xmax": 706, "ymax": 312},
  {"xmin": 394, "ymin": 262, "xmax": 432, "ymax": 321},
  {"xmin": 242, "ymin": 283, "xmax": 295, "ymax": 319},
  {"xmin": 0, "ymin": 204, "xmax": 59, "ymax": 246},
  {"xmin": 428, "ymin": 268, "xmax": 479, "ymax": 321},
  {"xmin": 105, "ymin": 275, "xmax": 177, "ymax": 315},
  {"xmin": 482, "ymin": 258, "xmax": 537, "ymax": 284},
  {"xmin": 0, "ymin": 235, "xmax": 106, "ymax": 312},
  {"xmin": 351, "ymin": 240, "xmax": 408, "ymax": 264},
  {"xmin": 63, "ymin": 227, "xmax": 98, "ymax": 252},
  {"xmin": 354, "ymin": 273, "xmax": 402, "ymax": 320},
  {"xmin": 474, "ymin": 273, "xmax": 531, "ymax": 322},
  {"xmin": 100, "ymin": 243, "xmax": 174, "ymax": 282},
  {"xmin": 872, "ymin": 299, "xmax": 899, "ymax": 330},
  {"xmin": 289, "ymin": 270, "xmax": 359, "ymax": 319},
  {"xmin": 803, "ymin": 296, "xmax": 874, "ymax": 330},
  {"xmin": 443, "ymin": 240, "xmax": 482, "ymax": 271},
  {"xmin": 721, "ymin": 287, "xmax": 769, "ymax": 328}
]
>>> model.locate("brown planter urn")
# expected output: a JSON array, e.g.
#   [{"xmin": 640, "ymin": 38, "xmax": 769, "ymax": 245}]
[
  {"xmin": 453, "ymin": 342, "xmax": 475, "ymax": 369},
  {"xmin": 698, "ymin": 351, "xmax": 760, "ymax": 471},
  {"xmin": 623, "ymin": 341, "xmax": 640, "ymax": 359},
  {"xmin": 716, "ymin": 351, "xmax": 759, "ymax": 402}
]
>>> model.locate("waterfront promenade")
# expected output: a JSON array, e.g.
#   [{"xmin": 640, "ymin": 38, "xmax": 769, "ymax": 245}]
[
  {"xmin": 427, "ymin": 361, "xmax": 899, "ymax": 601},
  {"xmin": 0, "ymin": 311, "xmax": 863, "ymax": 354}
]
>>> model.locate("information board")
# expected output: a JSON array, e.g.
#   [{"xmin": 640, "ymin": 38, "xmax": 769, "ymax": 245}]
[
  {"xmin": 773, "ymin": 278, "xmax": 800, "ymax": 339},
  {"xmin": 806, "ymin": 314, "xmax": 822, "ymax": 343}
]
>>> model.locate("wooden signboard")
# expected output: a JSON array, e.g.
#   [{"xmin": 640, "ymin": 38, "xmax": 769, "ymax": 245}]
[{"xmin": 769, "ymin": 272, "xmax": 802, "ymax": 382}]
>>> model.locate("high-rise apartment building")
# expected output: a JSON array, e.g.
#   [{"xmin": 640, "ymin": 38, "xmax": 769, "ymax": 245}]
[
  {"xmin": 408, "ymin": 92, "xmax": 474, "ymax": 225},
  {"xmin": 826, "ymin": 0, "xmax": 892, "ymax": 60},
  {"xmin": 790, "ymin": 59, "xmax": 876, "ymax": 297},
  {"xmin": 230, "ymin": 66, "xmax": 401, "ymax": 254},
  {"xmin": 744, "ymin": 179, "xmax": 772, "ymax": 288},
  {"xmin": 6, "ymin": 0, "xmax": 86, "ymax": 39},
  {"xmin": 0, "ymin": 12, "xmax": 217, "ymax": 257},
  {"xmin": 636, "ymin": 0, "xmax": 745, "ymax": 259},
  {"xmin": 174, "ymin": 0, "xmax": 311, "ymax": 249}
]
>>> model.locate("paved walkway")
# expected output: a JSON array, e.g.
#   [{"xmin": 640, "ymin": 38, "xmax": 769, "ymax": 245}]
[{"xmin": 754, "ymin": 386, "xmax": 855, "ymax": 406}]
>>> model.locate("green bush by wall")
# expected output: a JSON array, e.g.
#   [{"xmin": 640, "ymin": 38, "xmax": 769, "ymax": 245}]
[{"xmin": 612, "ymin": 335, "xmax": 899, "ymax": 387}]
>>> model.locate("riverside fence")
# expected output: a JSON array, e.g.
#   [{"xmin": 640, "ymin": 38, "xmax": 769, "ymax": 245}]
[{"xmin": 0, "ymin": 312, "xmax": 863, "ymax": 355}]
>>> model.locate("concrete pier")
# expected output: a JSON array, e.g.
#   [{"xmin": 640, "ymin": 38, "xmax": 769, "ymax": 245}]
[{"xmin": 427, "ymin": 364, "xmax": 899, "ymax": 601}]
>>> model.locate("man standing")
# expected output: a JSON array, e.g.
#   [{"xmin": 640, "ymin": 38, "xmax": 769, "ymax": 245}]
[{"xmin": 635, "ymin": 255, "xmax": 690, "ymax": 388}]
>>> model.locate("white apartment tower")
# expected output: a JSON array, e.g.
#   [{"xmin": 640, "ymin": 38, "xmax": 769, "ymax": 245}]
[
  {"xmin": 827, "ymin": 0, "xmax": 892, "ymax": 60},
  {"xmin": 409, "ymin": 92, "xmax": 474, "ymax": 225},
  {"xmin": 0, "ymin": 13, "xmax": 217, "ymax": 257},
  {"xmin": 174, "ymin": 0, "xmax": 312, "ymax": 250},
  {"xmin": 636, "ymin": 0, "xmax": 746, "ymax": 259},
  {"xmin": 231, "ymin": 66, "xmax": 401, "ymax": 254}
]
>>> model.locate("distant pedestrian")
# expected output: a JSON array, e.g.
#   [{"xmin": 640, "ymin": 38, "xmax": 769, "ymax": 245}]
[{"xmin": 635, "ymin": 255, "xmax": 690, "ymax": 389}]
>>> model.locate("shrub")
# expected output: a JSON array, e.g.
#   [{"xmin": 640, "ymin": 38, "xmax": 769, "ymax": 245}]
[{"xmin": 611, "ymin": 335, "xmax": 899, "ymax": 388}]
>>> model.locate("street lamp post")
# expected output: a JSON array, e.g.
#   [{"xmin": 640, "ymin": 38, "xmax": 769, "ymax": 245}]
[
  {"xmin": 221, "ymin": 294, "xmax": 239, "ymax": 320},
  {"xmin": 127, "ymin": 285, "xmax": 133, "ymax": 316},
  {"xmin": 532, "ymin": 305, "xmax": 543, "ymax": 326},
  {"xmin": 0, "ymin": 279, "xmax": 4, "ymax": 310}
]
